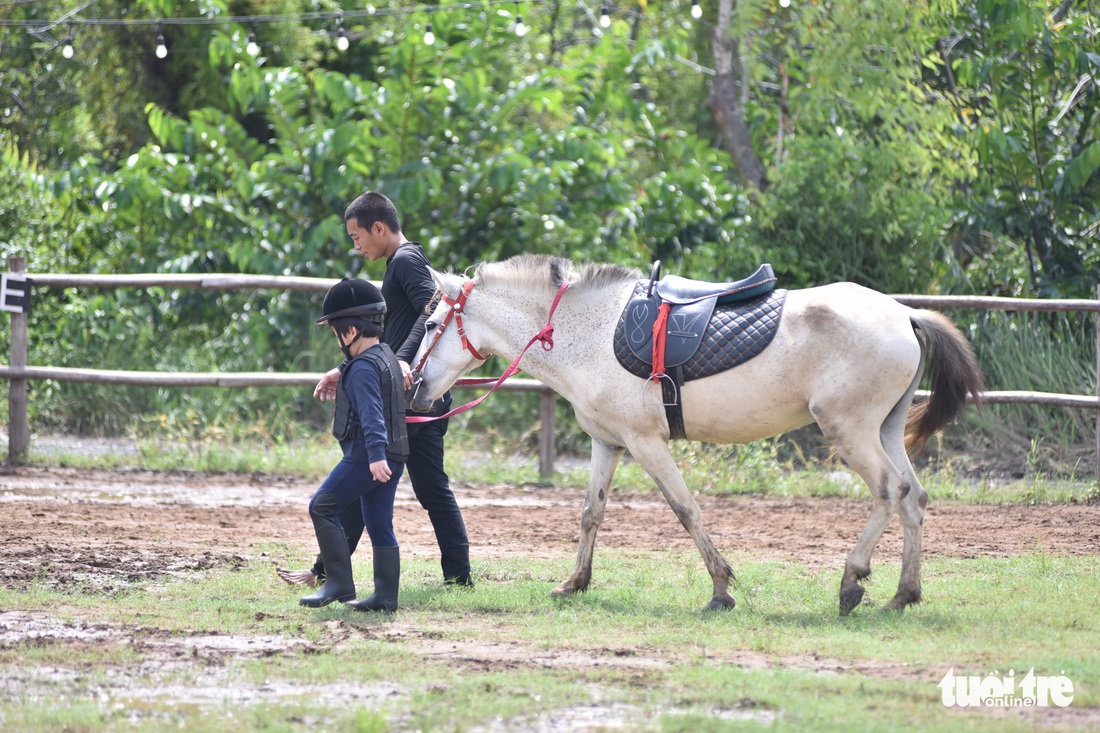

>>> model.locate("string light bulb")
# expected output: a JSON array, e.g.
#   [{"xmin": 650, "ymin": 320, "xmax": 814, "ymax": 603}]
[
  {"xmin": 514, "ymin": 13, "xmax": 528, "ymax": 37},
  {"xmin": 155, "ymin": 33, "xmax": 168, "ymax": 58},
  {"xmin": 62, "ymin": 38, "xmax": 74, "ymax": 58},
  {"xmin": 336, "ymin": 25, "xmax": 349, "ymax": 51},
  {"xmin": 423, "ymin": 22, "xmax": 435, "ymax": 45},
  {"xmin": 246, "ymin": 28, "xmax": 260, "ymax": 56},
  {"xmin": 599, "ymin": 5, "xmax": 611, "ymax": 28},
  {"xmin": 779, "ymin": 0, "xmax": 790, "ymax": 6},
  {"xmin": 690, "ymin": 0, "xmax": 703, "ymax": 19}
]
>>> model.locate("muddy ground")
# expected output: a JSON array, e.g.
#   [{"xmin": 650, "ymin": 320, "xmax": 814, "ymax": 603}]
[
  {"xmin": 1, "ymin": 465, "xmax": 1099, "ymax": 729},
  {"xmin": 2, "ymin": 466, "xmax": 1099, "ymax": 593}
]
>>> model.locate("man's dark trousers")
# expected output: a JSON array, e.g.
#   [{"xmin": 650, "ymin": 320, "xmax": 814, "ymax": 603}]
[{"xmin": 407, "ymin": 414, "xmax": 471, "ymax": 584}]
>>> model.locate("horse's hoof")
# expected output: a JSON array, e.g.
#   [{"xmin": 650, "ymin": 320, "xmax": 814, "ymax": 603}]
[
  {"xmin": 839, "ymin": 584, "xmax": 865, "ymax": 615},
  {"xmin": 550, "ymin": 581, "xmax": 579, "ymax": 598},
  {"xmin": 703, "ymin": 594, "xmax": 736, "ymax": 612},
  {"xmin": 883, "ymin": 591, "xmax": 921, "ymax": 612}
]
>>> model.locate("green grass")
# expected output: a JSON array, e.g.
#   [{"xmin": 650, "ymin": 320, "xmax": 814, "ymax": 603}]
[{"xmin": 0, "ymin": 551, "xmax": 1096, "ymax": 732}]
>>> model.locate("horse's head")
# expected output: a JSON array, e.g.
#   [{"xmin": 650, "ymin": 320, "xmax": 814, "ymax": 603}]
[{"xmin": 408, "ymin": 268, "xmax": 488, "ymax": 413}]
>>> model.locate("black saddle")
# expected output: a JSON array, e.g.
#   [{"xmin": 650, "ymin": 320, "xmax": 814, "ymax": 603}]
[
  {"xmin": 622, "ymin": 262, "xmax": 778, "ymax": 369},
  {"xmin": 612, "ymin": 261, "xmax": 787, "ymax": 439}
]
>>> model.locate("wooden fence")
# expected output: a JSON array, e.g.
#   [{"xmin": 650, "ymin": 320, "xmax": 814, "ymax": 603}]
[{"xmin": 3, "ymin": 255, "xmax": 1100, "ymax": 478}]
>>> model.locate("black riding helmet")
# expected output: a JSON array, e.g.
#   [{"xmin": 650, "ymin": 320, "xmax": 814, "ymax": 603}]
[{"xmin": 317, "ymin": 278, "xmax": 386, "ymax": 325}]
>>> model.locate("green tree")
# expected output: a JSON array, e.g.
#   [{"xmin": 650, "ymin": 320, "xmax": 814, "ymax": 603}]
[{"xmin": 933, "ymin": 0, "xmax": 1099, "ymax": 297}]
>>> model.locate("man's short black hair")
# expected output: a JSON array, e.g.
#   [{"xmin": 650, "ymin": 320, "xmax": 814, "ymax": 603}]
[
  {"xmin": 344, "ymin": 191, "xmax": 402, "ymax": 233},
  {"xmin": 331, "ymin": 315, "xmax": 384, "ymax": 341}
]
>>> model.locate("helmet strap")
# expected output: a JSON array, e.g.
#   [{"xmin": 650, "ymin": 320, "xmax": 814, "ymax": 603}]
[{"xmin": 337, "ymin": 328, "xmax": 366, "ymax": 360}]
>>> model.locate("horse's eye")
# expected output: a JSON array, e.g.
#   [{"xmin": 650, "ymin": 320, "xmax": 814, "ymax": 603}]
[{"xmin": 426, "ymin": 321, "xmax": 438, "ymax": 331}]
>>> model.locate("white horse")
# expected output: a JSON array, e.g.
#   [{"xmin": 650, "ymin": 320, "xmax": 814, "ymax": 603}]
[{"xmin": 409, "ymin": 254, "xmax": 983, "ymax": 613}]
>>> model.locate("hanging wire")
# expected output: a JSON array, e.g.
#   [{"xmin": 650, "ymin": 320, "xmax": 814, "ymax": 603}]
[{"xmin": 0, "ymin": 1, "xmax": 544, "ymax": 29}]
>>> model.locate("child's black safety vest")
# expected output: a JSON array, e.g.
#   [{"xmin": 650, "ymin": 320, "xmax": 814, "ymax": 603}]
[{"xmin": 332, "ymin": 343, "xmax": 410, "ymax": 463}]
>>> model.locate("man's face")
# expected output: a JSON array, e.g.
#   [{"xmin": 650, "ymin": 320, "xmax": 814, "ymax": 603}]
[{"xmin": 347, "ymin": 219, "xmax": 388, "ymax": 261}]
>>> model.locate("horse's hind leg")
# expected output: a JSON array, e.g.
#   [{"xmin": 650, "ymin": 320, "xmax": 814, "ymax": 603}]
[
  {"xmin": 815, "ymin": 411, "xmax": 906, "ymax": 615},
  {"xmin": 626, "ymin": 435, "xmax": 735, "ymax": 611},
  {"xmin": 888, "ymin": 476, "xmax": 927, "ymax": 610},
  {"xmin": 552, "ymin": 439, "xmax": 624, "ymax": 598},
  {"xmin": 883, "ymin": 430, "xmax": 927, "ymax": 611}
]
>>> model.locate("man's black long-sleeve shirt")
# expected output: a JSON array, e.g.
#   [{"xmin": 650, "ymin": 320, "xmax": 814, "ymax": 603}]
[{"xmin": 382, "ymin": 241, "xmax": 436, "ymax": 364}]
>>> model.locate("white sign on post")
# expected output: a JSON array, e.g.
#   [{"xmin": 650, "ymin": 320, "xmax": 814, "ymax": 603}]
[{"xmin": 1, "ymin": 273, "xmax": 31, "ymax": 313}]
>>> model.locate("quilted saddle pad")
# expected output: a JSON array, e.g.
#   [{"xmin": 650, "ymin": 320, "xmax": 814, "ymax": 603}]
[{"xmin": 613, "ymin": 284, "xmax": 788, "ymax": 382}]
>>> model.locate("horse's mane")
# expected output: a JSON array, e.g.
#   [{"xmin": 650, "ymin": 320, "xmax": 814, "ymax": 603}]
[{"xmin": 473, "ymin": 254, "xmax": 639, "ymax": 295}]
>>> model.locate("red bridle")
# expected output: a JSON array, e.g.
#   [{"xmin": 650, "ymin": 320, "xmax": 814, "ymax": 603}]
[
  {"xmin": 408, "ymin": 279, "xmax": 571, "ymax": 423},
  {"xmin": 412, "ymin": 279, "xmax": 486, "ymax": 376}
]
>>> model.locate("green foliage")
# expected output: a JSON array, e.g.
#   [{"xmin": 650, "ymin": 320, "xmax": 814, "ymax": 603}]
[
  {"xmin": 750, "ymin": 132, "xmax": 954, "ymax": 291},
  {"xmin": 936, "ymin": 0, "xmax": 1100, "ymax": 297},
  {"xmin": 734, "ymin": 0, "xmax": 964, "ymax": 291},
  {"xmin": 1, "ymin": 0, "xmax": 1097, "ymax": 468},
  {"xmin": 0, "ymin": 140, "xmax": 60, "ymax": 272},
  {"xmin": 950, "ymin": 309, "xmax": 1097, "ymax": 476}
]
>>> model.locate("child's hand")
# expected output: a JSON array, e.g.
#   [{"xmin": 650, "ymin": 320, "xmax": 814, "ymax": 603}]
[
  {"xmin": 313, "ymin": 367, "xmax": 341, "ymax": 401},
  {"xmin": 370, "ymin": 459, "xmax": 392, "ymax": 482}
]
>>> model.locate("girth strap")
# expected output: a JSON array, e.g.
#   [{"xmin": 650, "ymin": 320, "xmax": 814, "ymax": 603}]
[{"xmin": 660, "ymin": 367, "xmax": 686, "ymax": 440}]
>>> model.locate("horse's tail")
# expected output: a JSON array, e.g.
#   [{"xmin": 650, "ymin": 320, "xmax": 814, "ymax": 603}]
[{"xmin": 905, "ymin": 310, "xmax": 985, "ymax": 453}]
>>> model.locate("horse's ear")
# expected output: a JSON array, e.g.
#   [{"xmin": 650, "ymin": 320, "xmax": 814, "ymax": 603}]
[{"xmin": 429, "ymin": 267, "xmax": 461, "ymax": 299}]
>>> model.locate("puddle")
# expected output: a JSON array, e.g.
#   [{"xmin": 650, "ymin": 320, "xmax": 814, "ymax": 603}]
[
  {"xmin": 0, "ymin": 477, "xmax": 309, "ymax": 508},
  {"xmin": 0, "ymin": 611, "xmax": 406, "ymax": 714},
  {"xmin": 475, "ymin": 701, "xmax": 776, "ymax": 731},
  {"xmin": 2, "ymin": 664, "xmax": 405, "ymax": 711}
]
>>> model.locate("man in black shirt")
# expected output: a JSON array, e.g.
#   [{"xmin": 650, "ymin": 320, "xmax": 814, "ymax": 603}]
[{"xmin": 277, "ymin": 192, "xmax": 472, "ymax": 588}]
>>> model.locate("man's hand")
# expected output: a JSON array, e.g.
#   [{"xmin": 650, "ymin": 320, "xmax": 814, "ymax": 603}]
[
  {"xmin": 370, "ymin": 459, "xmax": 393, "ymax": 483},
  {"xmin": 398, "ymin": 360, "xmax": 415, "ymax": 390},
  {"xmin": 313, "ymin": 367, "xmax": 341, "ymax": 401}
]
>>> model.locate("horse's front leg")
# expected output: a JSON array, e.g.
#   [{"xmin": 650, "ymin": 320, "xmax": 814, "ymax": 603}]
[
  {"xmin": 551, "ymin": 439, "xmax": 624, "ymax": 598},
  {"xmin": 628, "ymin": 436, "xmax": 735, "ymax": 611}
]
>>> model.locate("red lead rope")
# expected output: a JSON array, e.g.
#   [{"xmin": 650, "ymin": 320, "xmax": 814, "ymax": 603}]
[{"xmin": 407, "ymin": 280, "xmax": 571, "ymax": 423}]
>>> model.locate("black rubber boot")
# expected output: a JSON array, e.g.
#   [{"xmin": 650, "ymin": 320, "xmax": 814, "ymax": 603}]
[
  {"xmin": 347, "ymin": 546, "xmax": 400, "ymax": 613},
  {"xmin": 300, "ymin": 495, "xmax": 356, "ymax": 608},
  {"xmin": 308, "ymin": 500, "xmax": 366, "ymax": 580}
]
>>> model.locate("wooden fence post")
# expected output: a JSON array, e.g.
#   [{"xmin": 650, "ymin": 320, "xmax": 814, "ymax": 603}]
[
  {"xmin": 6, "ymin": 256, "xmax": 29, "ymax": 464},
  {"xmin": 539, "ymin": 389, "xmax": 556, "ymax": 479},
  {"xmin": 1095, "ymin": 284, "xmax": 1099, "ymax": 482}
]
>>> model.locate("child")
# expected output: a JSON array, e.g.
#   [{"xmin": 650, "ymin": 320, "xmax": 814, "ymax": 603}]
[{"xmin": 299, "ymin": 278, "xmax": 409, "ymax": 611}]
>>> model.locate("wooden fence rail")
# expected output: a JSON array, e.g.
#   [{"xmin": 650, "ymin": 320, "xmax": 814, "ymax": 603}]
[{"xmin": 4, "ymin": 257, "xmax": 1100, "ymax": 478}]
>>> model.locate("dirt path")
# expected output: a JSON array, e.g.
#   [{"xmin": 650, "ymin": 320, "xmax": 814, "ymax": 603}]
[
  {"xmin": 2, "ymin": 466, "xmax": 1098, "ymax": 591},
  {"xmin": 2, "ymin": 466, "xmax": 1099, "ymax": 730}
]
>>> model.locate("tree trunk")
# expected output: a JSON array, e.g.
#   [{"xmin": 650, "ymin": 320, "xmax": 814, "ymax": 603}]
[{"xmin": 708, "ymin": 0, "xmax": 768, "ymax": 191}]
